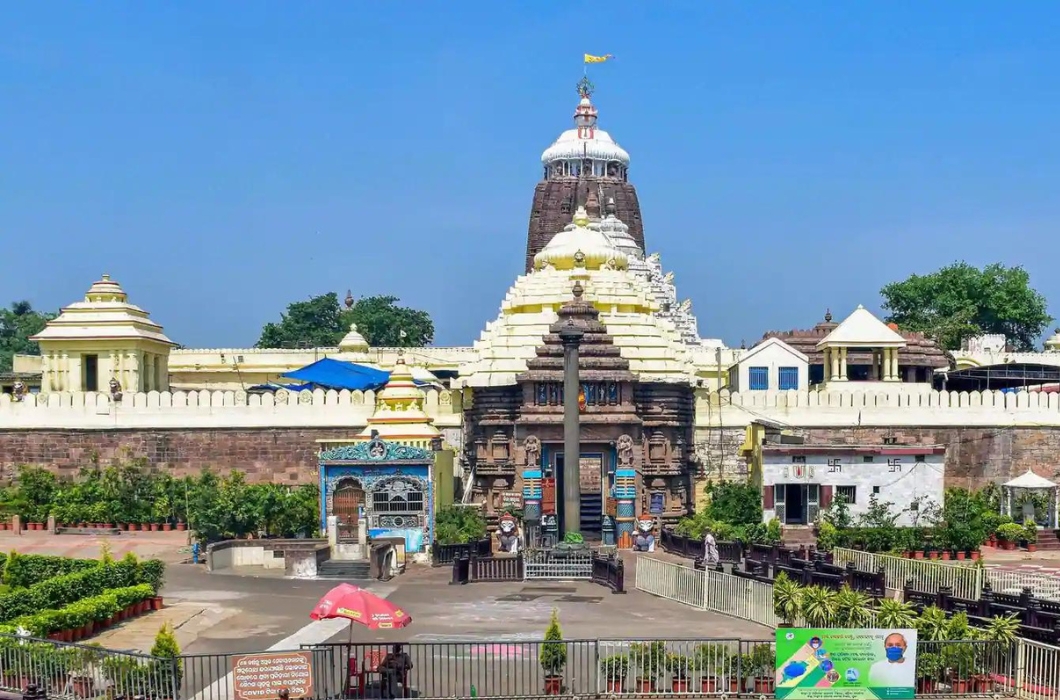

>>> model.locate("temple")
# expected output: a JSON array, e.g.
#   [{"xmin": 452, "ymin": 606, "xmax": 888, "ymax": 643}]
[{"xmin": 6, "ymin": 77, "xmax": 1060, "ymax": 554}]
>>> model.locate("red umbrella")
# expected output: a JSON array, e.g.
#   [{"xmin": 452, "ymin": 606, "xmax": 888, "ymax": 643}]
[{"xmin": 310, "ymin": 583, "xmax": 412, "ymax": 630}]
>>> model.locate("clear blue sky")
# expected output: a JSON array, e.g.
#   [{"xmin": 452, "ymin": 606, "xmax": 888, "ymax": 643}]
[{"xmin": 3, "ymin": 3, "xmax": 1059, "ymax": 349}]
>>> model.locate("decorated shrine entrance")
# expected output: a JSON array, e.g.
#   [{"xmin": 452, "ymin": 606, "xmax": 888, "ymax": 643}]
[
  {"xmin": 333, "ymin": 480, "xmax": 363, "ymax": 542},
  {"xmin": 319, "ymin": 438, "xmax": 436, "ymax": 556}
]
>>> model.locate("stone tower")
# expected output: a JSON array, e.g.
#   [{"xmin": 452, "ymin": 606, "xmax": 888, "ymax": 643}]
[{"xmin": 524, "ymin": 78, "xmax": 644, "ymax": 272}]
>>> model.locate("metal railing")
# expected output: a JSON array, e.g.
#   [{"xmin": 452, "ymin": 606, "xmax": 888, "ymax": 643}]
[
  {"xmin": 3, "ymin": 632, "xmax": 1056, "ymax": 699},
  {"xmin": 987, "ymin": 568, "xmax": 1060, "ymax": 602},
  {"xmin": 832, "ymin": 547, "xmax": 984, "ymax": 599},
  {"xmin": 0, "ymin": 637, "xmax": 179, "ymax": 700},
  {"xmin": 524, "ymin": 549, "xmax": 594, "ymax": 580},
  {"xmin": 636, "ymin": 556, "xmax": 778, "ymax": 628},
  {"xmin": 430, "ymin": 538, "xmax": 492, "ymax": 567}
]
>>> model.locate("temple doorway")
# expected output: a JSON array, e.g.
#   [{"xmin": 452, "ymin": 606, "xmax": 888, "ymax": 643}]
[
  {"xmin": 554, "ymin": 451, "xmax": 606, "ymax": 537},
  {"xmin": 776, "ymin": 484, "xmax": 820, "ymax": 525},
  {"xmin": 333, "ymin": 479, "xmax": 364, "ymax": 543}
]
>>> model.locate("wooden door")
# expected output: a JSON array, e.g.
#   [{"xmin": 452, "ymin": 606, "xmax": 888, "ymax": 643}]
[{"xmin": 333, "ymin": 482, "xmax": 363, "ymax": 542}]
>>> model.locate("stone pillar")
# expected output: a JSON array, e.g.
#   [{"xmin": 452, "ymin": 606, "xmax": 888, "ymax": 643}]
[
  {"xmin": 839, "ymin": 347, "xmax": 848, "ymax": 380},
  {"xmin": 822, "ymin": 348, "xmax": 830, "ymax": 381},
  {"xmin": 830, "ymin": 348, "xmax": 839, "ymax": 382},
  {"xmin": 890, "ymin": 348, "xmax": 900, "ymax": 381},
  {"xmin": 559, "ymin": 320, "xmax": 585, "ymax": 537}
]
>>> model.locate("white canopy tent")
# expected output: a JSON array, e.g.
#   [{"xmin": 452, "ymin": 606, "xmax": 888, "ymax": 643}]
[{"xmin": 1001, "ymin": 470, "xmax": 1059, "ymax": 528}]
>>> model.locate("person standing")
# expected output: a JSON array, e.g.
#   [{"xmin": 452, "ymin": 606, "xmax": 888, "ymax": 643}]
[{"xmin": 703, "ymin": 527, "xmax": 719, "ymax": 567}]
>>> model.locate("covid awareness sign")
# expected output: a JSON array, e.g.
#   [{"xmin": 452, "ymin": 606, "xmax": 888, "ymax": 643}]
[{"xmin": 775, "ymin": 628, "xmax": 918, "ymax": 700}]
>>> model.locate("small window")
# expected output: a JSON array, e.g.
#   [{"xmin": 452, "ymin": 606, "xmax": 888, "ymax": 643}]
[
  {"xmin": 882, "ymin": 437, "xmax": 898, "ymax": 446},
  {"xmin": 915, "ymin": 454, "xmax": 926, "ymax": 462},
  {"xmin": 778, "ymin": 367, "xmax": 799, "ymax": 391},
  {"xmin": 836, "ymin": 486, "xmax": 857, "ymax": 504},
  {"xmin": 792, "ymin": 456, "xmax": 806, "ymax": 464},
  {"xmin": 749, "ymin": 367, "xmax": 769, "ymax": 390},
  {"xmin": 872, "ymin": 486, "xmax": 881, "ymax": 495},
  {"xmin": 862, "ymin": 455, "xmax": 874, "ymax": 463}
]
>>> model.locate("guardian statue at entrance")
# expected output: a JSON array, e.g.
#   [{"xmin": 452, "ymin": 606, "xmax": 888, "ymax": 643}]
[
  {"xmin": 497, "ymin": 512, "xmax": 520, "ymax": 553},
  {"xmin": 632, "ymin": 513, "xmax": 656, "ymax": 552}
]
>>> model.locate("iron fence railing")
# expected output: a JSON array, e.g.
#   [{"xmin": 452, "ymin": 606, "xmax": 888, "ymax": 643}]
[
  {"xmin": 429, "ymin": 539, "xmax": 492, "ymax": 567},
  {"xmin": 0, "ymin": 632, "xmax": 1053, "ymax": 699}
]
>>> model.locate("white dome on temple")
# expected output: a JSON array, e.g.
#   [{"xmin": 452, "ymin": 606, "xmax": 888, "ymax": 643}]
[
  {"xmin": 458, "ymin": 212, "xmax": 695, "ymax": 388},
  {"xmin": 540, "ymin": 88, "xmax": 630, "ymax": 176},
  {"xmin": 533, "ymin": 206, "xmax": 629, "ymax": 271}
]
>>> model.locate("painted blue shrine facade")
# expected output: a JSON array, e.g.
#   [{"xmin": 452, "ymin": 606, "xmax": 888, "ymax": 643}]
[{"xmin": 318, "ymin": 439, "xmax": 435, "ymax": 554}]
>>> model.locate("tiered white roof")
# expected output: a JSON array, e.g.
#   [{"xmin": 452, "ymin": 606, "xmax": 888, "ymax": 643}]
[
  {"xmin": 457, "ymin": 211, "xmax": 695, "ymax": 388},
  {"xmin": 32, "ymin": 275, "xmax": 174, "ymax": 345},
  {"xmin": 540, "ymin": 96, "xmax": 630, "ymax": 166}
]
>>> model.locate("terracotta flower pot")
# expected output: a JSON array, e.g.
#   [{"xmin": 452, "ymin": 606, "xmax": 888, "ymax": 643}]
[
  {"xmin": 941, "ymin": 551, "xmax": 951, "ymax": 560},
  {"xmin": 952, "ymin": 678, "xmax": 971, "ymax": 694},
  {"xmin": 728, "ymin": 677, "xmax": 741, "ymax": 693},
  {"xmin": 973, "ymin": 676, "xmax": 993, "ymax": 693},
  {"xmin": 635, "ymin": 678, "xmax": 655, "ymax": 693},
  {"xmin": 0, "ymin": 522, "xmax": 7, "ymax": 531},
  {"xmin": 928, "ymin": 551, "xmax": 938, "ymax": 559},
  {"xmin": 1028, "ymin": 543, "xmax": 1038, "ymax": 552},
  {"xmin": 162, "ymin": 523, "xmax": 173, "ymax": 532},
  {"xmin": 103, "ymin": 523, "xmax": 113, "ymax": 529},
  {"xmin": 1003, "ymin": 541, "xmax": 1016, "ymax": 551},
  {"xmin": 754, "ymin": 677, "xmax": 775, "ymax": 693},
  {"xmin": 701, "ymin": 677, "xmax": 719, "ymax": 693},
  {"xmin": 956, "ymin": 551, "xmax": 966, "ymax": 561},
  {"xmin": 78, "ymin": 522, "xmax": 87, "ymax": 528},
  {"xmin": 671, "ymin": 677, "xmax": 690, "ymax": 693},
  {"xmin": 141, "ymin": 523, "xmax": 150, "ymax": 531},
  {"xmin": 72, "ymin": 677, "xmax": 93, "ymax": 697},
  {"xmin": 917, "ymin": 678, "xmax": 936, "ymax": 693},
  {"xmin": 544, "ymin": 675, "xmax": 562, "ymax": 695},
  {"xmin": 971, "ymin": 550, "xmax": 980, "ymax": 560},
  {"xmin": 152, "ymin": 596, "xmax": 164, "ymax": 610},
  {"xmin": 176, "ymin": 521, "xmax": 186, "ymax": 531},
  {"xmin": 605, "ymin": 679, "xmax": 624, "ymax": 693},
  {"xmin": 150, "ymin": 523, "xmax": 160, "ymax": 532}
]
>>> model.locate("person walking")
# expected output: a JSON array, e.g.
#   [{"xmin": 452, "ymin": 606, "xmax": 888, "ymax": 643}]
[{"xmin": 703, "ymin": 527, "xmax": 719, "ymax": 567}]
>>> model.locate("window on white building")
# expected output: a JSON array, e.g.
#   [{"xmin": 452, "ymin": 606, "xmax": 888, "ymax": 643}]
[
  {"xmin": 792, "ymin": 456, "xmax": 806, "ymax": 464},
  {"xmin": 779, "ymin": 367, "xmax": 799, "ymax": 391},
  {"xmin": 872, "ymin": 486, "xmax": 881, "ymax": 495},
  {"xmin": 836, "ymin": 486, "xmax": 857, "ymax": 504},
  {"xmin": 749, "ymin": 367, "xmax": 769, "ymax": 390},
  {"xmin": 863, "ymin": 455, "xmax": 874, "ymax": 463}
]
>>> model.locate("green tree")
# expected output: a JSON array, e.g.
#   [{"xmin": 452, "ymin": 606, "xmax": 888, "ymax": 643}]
[
  {"xmin": 256, "ymin": 293, "xmax": 434, "ymax": 348},
  {"xmin": 880, "ymin": 262, "xmax": 1052, "ymax": 351},
  {"xmin": 0, "ymin": 301, "xmax": 54, "ymax": 372}
]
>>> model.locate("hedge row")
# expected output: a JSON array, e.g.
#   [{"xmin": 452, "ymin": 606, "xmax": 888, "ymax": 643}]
[
  {"xmin": 0, "ymin": 555, "xmax": 165, "ymax": 623},
  {"xmin": 0, "ymin": 584, "xmax": 155, "ymax": 636},
  {"xmin": 2, "ymin": 552, "xmax": 100, "ymax": 589}
]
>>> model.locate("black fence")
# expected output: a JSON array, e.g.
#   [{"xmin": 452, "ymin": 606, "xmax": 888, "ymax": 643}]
[
  {"xmin": 430, "ymin": 538, "xmax": 492, "ymax": 567},
  {"xmin": 450, "ymin": 551, "xmax": 626, "ymax": 593},
  {"xmin": 735, "ymin": 553, "xmax": 887, "ymax": 596},
  {"xmin": 904, "ymin": 581, "xmax": 1060, "ymax": 645},
  {"xmin": 660, "ymin": 528, "xmax": 744, "ymax": 562}
]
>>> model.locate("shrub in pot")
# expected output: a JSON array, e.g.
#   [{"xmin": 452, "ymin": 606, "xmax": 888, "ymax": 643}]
[
  {"xmin": 750, "ymin": 644, "xmax": 776, "ymax": 693},
  {"xmin": 772, "ymin": 572, "xmax": 802, "ymax": 627},
  {"xmin": 915, "ymin": 653, "xmax": 942, "ymax": 693},
  {"xmin": 997, "ymin": 522, "xmax": 1024, "ymax": 550},
  {"xmin": 599, "ymin": 654, "xmax": 629, "ymax": 693},
  {"xmin": 694, "ymin": 643, "xmax": 727, "ymax": 693},
  {"xmin": 1024, "ymin": 520, "xmax": 1038, "ymax": 552},
  {"xmin": 629, "ymin": 641, "xmax": 665, "ymax": 693},
  {"xmin": 539, "ymin": 609, "xmax": 566, "ymax": 695},
  {"xmin": 666, "ymin": 652, "xmax": 693, "ymax": 693}
]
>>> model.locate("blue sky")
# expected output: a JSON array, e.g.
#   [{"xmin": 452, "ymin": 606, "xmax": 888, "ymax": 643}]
[{"xmin": 3, "ymin": 3, "xmax": 1059, "ymax": 348}]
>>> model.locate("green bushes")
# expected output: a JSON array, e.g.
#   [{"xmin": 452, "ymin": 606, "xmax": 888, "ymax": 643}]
[
  {"xmin": 434, "ymin": 505, "xmax": 487, "ymax": 544},
  {"xmin": 0, "ymin": 584, "xmax": 154, "ymax": 636},
  {"xmin": 0, "ymin": 556, "xmax": 164, "ymax": 623},
  {"xmin": 675, "ymin": 481, "xmax": 779, "ymax": 545},
  {"xmin": 2, "ymin": 552, "xmax": 99, "ymax": 589}
]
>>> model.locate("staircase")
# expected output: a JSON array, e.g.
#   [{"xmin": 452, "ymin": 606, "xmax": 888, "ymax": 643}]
[
  {"xmin": 581, "ymin": 493, "xmax": 603, "ymax": 536},
  {"xmin": 317, "ymin": 560, "xmax": 372, "ymax": 579},
  {"xmin": 782, "ymin": 525, "xmax": 817, "ymax": 548},
  {"xmin": 1036, "ymin": 530, "xmax": 1060, "ymax": 551}
]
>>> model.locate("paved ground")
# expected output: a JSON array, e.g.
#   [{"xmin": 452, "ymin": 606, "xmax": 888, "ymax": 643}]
[{"xmin": 0, "ymin": 529, "xmax": 190, "ymax": 562}]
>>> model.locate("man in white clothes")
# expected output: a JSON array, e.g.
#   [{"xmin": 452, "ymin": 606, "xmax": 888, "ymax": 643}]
[
  {"xmin": 868, "ymin": 632, "xmax": 913, "ymax": 688},
  {"xmin": 703, "ymin": 527, "xmax": 719, "ymax": 567}
]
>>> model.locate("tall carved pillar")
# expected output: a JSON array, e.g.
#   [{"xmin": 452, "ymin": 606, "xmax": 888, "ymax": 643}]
[
  {"xmin": 839, "ymin": 347, "xmax": 848, "ymax": 380},
  {"xmin": 890, "ymin": 348, "xmax": 900, "ymax": 381},
  {"xmin": 521, "ymin": 436, "xmax": 542, "ymax": 524},
  {"xmin": 559, "ymin": 320, "xmax": 584, "ymax": 536},
  {"xmin": 614, "ymin": 434, "xmax": 636, "ymax": 548}
]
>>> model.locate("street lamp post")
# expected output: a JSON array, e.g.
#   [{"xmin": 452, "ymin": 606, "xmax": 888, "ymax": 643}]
[{"xmin": 558, "ymin": 320, "xmax": 584, "ymax": 538}]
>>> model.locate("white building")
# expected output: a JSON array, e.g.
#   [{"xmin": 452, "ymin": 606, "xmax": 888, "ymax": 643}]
[
  {"xmin": 727, "ymin": 337, "xmax": 808, "ymax": 392},
  {"xmin": 761, "ymin": 444, "xmax": 945, "ymax": 526}
]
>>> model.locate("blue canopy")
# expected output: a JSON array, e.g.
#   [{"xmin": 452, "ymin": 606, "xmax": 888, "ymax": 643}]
[{"xmin": 281, "ymin": 358, "xmax": 391, "ymax": 392}]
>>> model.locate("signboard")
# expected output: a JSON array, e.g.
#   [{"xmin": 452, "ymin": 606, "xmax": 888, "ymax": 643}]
[
  {"xmin": 775, "ymin": 628, "xmax": 917, "ymax": 700},
  {"xmin": 231, "ymin": 651, "xmax": 315, "ymax": 700},
  {"xmin": 500, "ymin": 491, "xmax": 523, "ymax": 511},
  {"xmin": 541, "ymin": 477, "xmax": 557, "ymax": 513}
]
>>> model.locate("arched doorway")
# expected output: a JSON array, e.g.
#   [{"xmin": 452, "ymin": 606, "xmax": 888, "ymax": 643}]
[{"xmin": 333, "ymin": 479, "xmax": 365, "ymax": 542}]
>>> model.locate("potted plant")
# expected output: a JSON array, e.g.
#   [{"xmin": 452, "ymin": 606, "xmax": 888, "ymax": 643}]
[
  {"xmin": 666, "ymin": 652, "xmax": 693, "ymax": 693},
  {"xmin": 913, "ymin": 651, "xmax": 940, "ymax": 693},
  {"xmin": 750, "ymin": 645, "xmax": 775, "ymax": 694},
  {"xmin": 772, "ymin": 572, "xmax": 802, "ymax": 627},
  {"xmin": 694, "ymin": 643, "xmax": 727, "ymax": 693},
  {"xmin": 629, "ymin": 641, "xmax": 665, "ymax": 693},
  {"xmin": 175, "ymin": 519, "xmax": 187, "ymax": 531},
  {"xmin": 997, "ymin": 522, "xmax": 1024, "ymax": 551},
  {"xmin": 600, "ymin": 654, "xmax": 629, "ymax": 693},
  {"xmin": 539, "ymin": 609, "xmax": 566, "ymax": 695},
  {"xmin": 1024, "ymin": 520, "xmax": 1038, "ymax": 552},
  {"xmin": 942, "ymin": 641, "xmax": 976, "ymax": 694}
]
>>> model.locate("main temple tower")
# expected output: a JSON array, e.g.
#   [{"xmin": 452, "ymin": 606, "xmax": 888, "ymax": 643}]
[{"xmin": 524, "ymin": 78, "xmax": 644, "ymax": 272}]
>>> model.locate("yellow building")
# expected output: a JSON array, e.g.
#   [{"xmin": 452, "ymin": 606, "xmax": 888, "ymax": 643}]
[{"xmin": 30, "ymin": 275, "xmax": 176, "ymax": 393}]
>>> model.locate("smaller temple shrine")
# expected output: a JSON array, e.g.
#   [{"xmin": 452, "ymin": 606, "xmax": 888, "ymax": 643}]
[{"xmin": 318, "ymin": 355, "xmax": 445, "ymax": 562}]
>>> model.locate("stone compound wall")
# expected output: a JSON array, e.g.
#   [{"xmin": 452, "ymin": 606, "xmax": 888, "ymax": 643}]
[{"xmin": 1, "ymin": 387, "xmax": 1059, "ymax": 489}]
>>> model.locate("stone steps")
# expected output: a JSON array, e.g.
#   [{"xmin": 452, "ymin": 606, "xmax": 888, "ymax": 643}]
[{"xmin": 317, "ymin": 560, "xmax": 372, "ymax": 579}]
